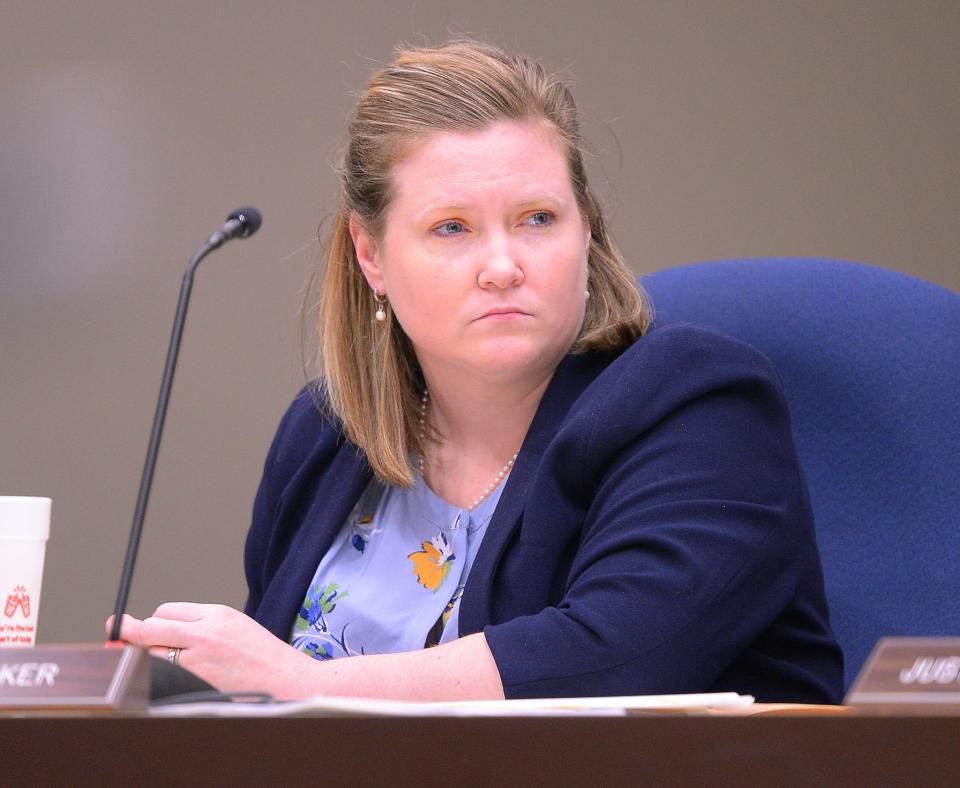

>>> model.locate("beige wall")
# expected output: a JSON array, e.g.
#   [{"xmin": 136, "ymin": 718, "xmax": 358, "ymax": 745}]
[{"xmin": 1, "ymin": 1, "xmax": 957, "ymax": 643}]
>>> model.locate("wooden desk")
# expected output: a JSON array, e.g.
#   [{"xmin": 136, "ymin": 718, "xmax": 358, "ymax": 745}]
[{"xmin": 4, "ymin": 712, "xmax": 959, "ymax": 786}]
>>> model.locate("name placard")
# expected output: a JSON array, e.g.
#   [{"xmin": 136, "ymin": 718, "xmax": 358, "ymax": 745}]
[
  {"xmin": 846, "ymin": 638, "xmax": 960, "ymax": 706},
  {"xmin": 0, "ymin": 644, "xmax": 149, "ymax": 712}
]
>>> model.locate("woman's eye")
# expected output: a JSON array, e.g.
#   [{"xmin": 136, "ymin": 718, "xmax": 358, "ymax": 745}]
[
  {"xmin": 433, "ymin": 220, "xmax": 466, "ymax": 237},
  {"xmin": 524, "ymin": 211, "xmax": 554, "ymax": 227}
]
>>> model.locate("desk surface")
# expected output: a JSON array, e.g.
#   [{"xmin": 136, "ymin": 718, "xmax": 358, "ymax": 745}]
[{"xmin": 5, "ymin": 712, "xmax": 960, "ymax": 787}]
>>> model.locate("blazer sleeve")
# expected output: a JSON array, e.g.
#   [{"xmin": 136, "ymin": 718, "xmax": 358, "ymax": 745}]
[
  {"xmin": 483, "ymin": 326, "xmax": 831, "ymax": 698},
  {"xmin": 243, "ymin": 386, "xmax": 324, "ymax": 616}
]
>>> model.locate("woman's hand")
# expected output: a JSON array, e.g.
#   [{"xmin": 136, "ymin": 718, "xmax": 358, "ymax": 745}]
[
  {"xmin": 106, "ymin": 603, "xmax": 305, "ymax": 698},
  {"xmin": 107, "ymin": 604, "xmax": 504, "ymax": 701}
]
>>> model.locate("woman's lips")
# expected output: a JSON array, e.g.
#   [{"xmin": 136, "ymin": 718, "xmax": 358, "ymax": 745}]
[{"xmin": 476, "ymin": 308, "xmax": 531, "ymax": 322}]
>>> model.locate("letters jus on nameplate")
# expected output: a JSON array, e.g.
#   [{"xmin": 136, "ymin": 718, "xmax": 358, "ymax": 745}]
[{"xmin": 899, "ymin": 657, "xmax": 960, "ymax": 685}]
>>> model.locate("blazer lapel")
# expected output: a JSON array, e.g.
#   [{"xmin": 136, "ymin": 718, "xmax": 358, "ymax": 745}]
[{"xmin": 459, "ymin": 351, "xmax": 612, "ymax": 633}]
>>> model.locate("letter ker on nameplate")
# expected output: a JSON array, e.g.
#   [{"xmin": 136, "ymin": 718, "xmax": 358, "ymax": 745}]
[
  {"xmin": 846, "ymin": 638, "xmax": 960, "ymax": 707},
  {"xmin": 0, "ymin": 644, "xmax": 149, "ymax": 712}
]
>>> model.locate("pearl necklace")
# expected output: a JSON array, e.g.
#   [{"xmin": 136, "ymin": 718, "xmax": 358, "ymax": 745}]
[{"xmin": 417, "ymin": 389, "xmax": 518, "ymax": 511}]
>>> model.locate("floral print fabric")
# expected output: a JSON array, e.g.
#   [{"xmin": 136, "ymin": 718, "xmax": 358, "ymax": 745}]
[{"xmin": 290, "ymin": 472, "xmax": 503, "ymax": 659}]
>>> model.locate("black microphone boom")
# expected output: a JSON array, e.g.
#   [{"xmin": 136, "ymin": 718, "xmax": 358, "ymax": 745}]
[{"xmin": 109, "ymin": 207, "xmax": 262, "ymax": 643}]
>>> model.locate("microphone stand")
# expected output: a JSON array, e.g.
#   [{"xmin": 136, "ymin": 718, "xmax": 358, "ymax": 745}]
[
  {"xmin": 109, "ymin": 207, "xmax": 260, "ymax": 646},
  {"xmin": 109, "ymin": 243, "xmax": 217, "ymax": 643}
]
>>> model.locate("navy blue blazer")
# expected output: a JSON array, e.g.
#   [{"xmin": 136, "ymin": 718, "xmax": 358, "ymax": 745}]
[{"xmin": 244, "ymin": 323, "xmax": 844, "ymax": 703}]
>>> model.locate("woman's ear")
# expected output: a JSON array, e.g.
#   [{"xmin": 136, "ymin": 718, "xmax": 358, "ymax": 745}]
[{"xmin": 349, "ymin": 212, "xmax": 385, "ymax": 293}]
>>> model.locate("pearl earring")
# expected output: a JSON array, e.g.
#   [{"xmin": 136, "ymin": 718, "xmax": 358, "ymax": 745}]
[
  {"xmin": 585, "ymin": 290, "xmax": 591, "ymax": 299},
  {"xmin": 373, "ymin": 288, "xmax": 387, "ymax": 322}
]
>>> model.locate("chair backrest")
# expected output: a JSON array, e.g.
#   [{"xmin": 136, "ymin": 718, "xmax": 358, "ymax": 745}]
[{"xmin": 643, "ymin": 258, "xmax": 960, "ymax": 689}]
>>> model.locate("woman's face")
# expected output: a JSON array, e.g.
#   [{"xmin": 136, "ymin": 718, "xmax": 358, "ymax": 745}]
[{"xmin": 352, "ymin": 119, "xmax": 591, "ymax": 386}]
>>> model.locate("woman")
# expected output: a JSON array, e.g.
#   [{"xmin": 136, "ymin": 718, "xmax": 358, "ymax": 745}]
[{"xmin": 112, "ymin": 41, "xmax": 844, "ymax": 703}]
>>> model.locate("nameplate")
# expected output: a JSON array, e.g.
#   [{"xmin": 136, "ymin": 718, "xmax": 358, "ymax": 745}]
[
  {"xmin": 846, "ymin": 638, "xmax": 960, "ymax": 706},
  {"xmin": 0, "ymin": 644, "xmax": 149, "ymax": 712}
]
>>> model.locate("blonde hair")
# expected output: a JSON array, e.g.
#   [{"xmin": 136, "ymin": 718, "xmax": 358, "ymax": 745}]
[{"xmin": 308, "ymin": 40, "xmax": 651, "ymax": 486}]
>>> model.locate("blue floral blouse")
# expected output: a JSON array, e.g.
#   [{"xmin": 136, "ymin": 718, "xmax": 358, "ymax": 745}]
[{"xmin": 290, "ymin": 472, "xmax": 505, "ymax": 659}]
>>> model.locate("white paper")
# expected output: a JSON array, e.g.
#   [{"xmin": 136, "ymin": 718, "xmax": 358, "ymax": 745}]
[{"xmin": 148, "ymin": 691, "xmax": 753, "ymax": 718}]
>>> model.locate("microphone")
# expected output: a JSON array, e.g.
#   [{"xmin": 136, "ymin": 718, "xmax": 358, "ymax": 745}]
[
  {"xmin": 109, "ymin": 208, "xmax": 263, "ymax": 649},
  {"xmin": 206, "ymin": 206, "xmax": 263, "ymax": 250}
]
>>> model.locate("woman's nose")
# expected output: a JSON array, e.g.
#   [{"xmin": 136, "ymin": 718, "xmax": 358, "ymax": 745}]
[{"xmin": 477, "ymin": 234, "xmax": 525, "ymax": 289}]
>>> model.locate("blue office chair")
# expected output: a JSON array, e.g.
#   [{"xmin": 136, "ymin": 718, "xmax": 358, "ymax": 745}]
[{"xmin": 643, "ymin": 258, "xmax": 960, "ymax": 689}]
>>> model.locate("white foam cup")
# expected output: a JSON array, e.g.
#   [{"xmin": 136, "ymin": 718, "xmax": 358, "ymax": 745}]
[{"xmin": 0, "ymin": 497, "xmax": 51, "ymax": 647}]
